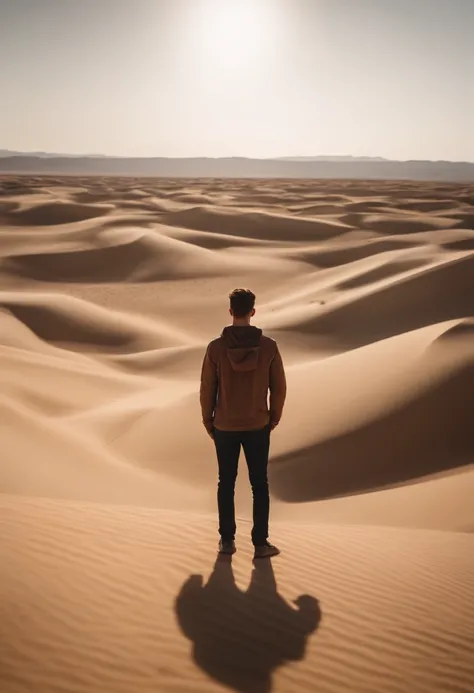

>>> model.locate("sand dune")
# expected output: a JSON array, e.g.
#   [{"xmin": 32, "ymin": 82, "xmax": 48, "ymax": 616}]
[
  {"xmin": 269, "ymin": 324, "xmax": 474, "ymax": 501},
  {"xmin": 0, "ymin": 291, "xmax": 189, "ymax": 352},
  {"xmin": 1, "ymin": 231, "xmax": 244, "ymax": 282},
  {"xmin": 360, "ymin": 211, "xmax": 460, "ymax": 234},
  {"xmin": 277, "ymin": 236, "xmax": 423, "ymax": 268},
  {"xmin": 161, "ymin": 204, "xmax": 352, "ymax": 242},
  {"xmin": 1, "ymin": 199, "xmax": 113, "ymax": 225},
  {"xmin": 1, "ymin": 176, "xmax": 473, "ymax": 693},
  {"xmin": 263, "ymin": 252, "xmax": 474, "ymax": 349}
]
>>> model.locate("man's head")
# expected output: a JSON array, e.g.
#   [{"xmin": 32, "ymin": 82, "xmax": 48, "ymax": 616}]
[{"xmin": 229, "ymin": 288, "xmax": 256, "ymax": 322}]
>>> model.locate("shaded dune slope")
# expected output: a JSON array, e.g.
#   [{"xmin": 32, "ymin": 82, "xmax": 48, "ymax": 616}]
[
  {"xmin": 270, "ymin": 354, "xmax": 474, "ymax": 502},
  {"xmin": 0, "ymin": 292, "xmax": 189, "ymax": 352},
  {"xmin": 265, "ymin": 253, "xmax": 474, "ymax": 349},
  {"xmin": 1, "ymin": 232, "xmax": 237, "ymax": 282},
  {"xmin": 0, "ymin": 200, "xmax": 112, "ymax": 226}
]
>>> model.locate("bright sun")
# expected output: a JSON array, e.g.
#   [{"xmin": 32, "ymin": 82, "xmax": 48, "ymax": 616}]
[{"xmin": 191, "ymin": 0, "xmax": 276, "ymax": 71}]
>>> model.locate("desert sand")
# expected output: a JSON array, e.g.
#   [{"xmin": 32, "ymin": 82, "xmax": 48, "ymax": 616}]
[{"xmin": 1, "ymin": 175, "xmax": 473, "ymax": 693}]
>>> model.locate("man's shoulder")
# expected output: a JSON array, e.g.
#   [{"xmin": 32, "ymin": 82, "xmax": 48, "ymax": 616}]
[
  {"xmin": 260, "ymin": 333, "xmax": 276, "ymax": 345},
  {"xmin": 206, "ymin": 335, "xmax": 223, "ymax": 355},
  {"xmin": 207, "ymin": 335, "xmax": 223, "ymax": 347},
  {"xmin": 260, "ymin": 334, "xmax": 278, "ymax": 354}
]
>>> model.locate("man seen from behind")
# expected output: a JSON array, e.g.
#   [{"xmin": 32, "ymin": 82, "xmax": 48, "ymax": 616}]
[{"xmin": 200, "ymin": 289, "xmax": 287, "ymax": 558}]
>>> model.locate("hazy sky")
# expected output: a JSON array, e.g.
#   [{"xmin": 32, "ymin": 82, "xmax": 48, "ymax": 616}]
[{"xmin": 1, "ymin": 0, "xmax": 473, "ymax": 160}]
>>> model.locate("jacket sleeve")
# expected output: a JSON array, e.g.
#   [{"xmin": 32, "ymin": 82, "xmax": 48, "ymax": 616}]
[
  {"xmin": 200, "ymin": 344, "xmax": 218, "ymax": 432},
  {"xmin": 269, "ymin": 345, "xmax": 287, "ymax": 424}
]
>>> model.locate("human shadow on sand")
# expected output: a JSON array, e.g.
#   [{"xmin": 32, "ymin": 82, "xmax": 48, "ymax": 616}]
[{"xmin": 175, "ymin": 555, "xmax": 321, "ymax": 693}]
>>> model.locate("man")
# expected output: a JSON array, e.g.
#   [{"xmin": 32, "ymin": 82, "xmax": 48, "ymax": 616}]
[{"xmin": 200, "ymin": 288, "xmax": 287, "ymax": 558}]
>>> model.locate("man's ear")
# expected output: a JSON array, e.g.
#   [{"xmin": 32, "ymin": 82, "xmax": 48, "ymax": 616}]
[
  {"xmin": 229, "ymin": 308, "xmax": 233, "ymax": 317},
  {"xmin": 251, "ymin": 308, "xmax": 256, "ymax": 317}
]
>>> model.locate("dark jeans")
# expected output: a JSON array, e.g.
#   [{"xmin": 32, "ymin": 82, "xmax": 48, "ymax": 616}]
[{"xmin": 213, "ymin": 425, "xmax": 271, "ymax": 546}]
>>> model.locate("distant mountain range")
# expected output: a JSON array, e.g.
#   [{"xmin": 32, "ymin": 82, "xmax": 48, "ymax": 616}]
[
  {"xmin": 0, "ymin": 151, "xmax": 389, "ymax": 161},
  {"xmin": 1, "ymin": 151, "xmax": 473, "ymax": 181},
  {"xmin": 275, "ymin": 155, "xmax": 389, "ymax": 162},
  {"xmin": 0, "ymin": 150, "xmax": 107, "ymax": 159}
]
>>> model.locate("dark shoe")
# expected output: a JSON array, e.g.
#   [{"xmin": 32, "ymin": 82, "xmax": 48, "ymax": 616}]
[
  {"xmin": 254, "ymin": 541, "xmax": 280, "ymax": 558},
  {"xmin": 218, "ymin": 539, "xmax": 236, "ymax": 555}
]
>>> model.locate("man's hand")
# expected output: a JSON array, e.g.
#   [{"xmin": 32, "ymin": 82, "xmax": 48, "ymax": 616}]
[
  {"xmin": 270, "ymin": 420, "xmax": 279, "ymax": 431},
  {"xmin": 205, "ymin": 425, "xmax": 214, "ymax": 440}
]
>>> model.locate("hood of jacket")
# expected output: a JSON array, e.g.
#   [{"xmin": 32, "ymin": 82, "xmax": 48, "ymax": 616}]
[{"xmin": 222, "ymin": 325, "xmax": 262, "ymax": 372}]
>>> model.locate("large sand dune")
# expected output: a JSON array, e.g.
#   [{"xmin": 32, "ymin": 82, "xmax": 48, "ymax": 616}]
[{"xmin": 1, "ymin": 176, "xmax": 473, "ymax": 693}]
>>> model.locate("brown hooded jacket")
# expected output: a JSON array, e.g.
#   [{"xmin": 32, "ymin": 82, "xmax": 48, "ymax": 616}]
[{"xmin": 200, "ymin": 326, "xmax": 287, "ymax": 432}]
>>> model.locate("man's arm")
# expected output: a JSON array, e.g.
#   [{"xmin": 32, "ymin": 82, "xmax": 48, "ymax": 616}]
[
  {"xmin": 269, "ymin": 345, "xmax": 287, "ymax": 429},
  {"xmin": 200, "ymin": 344, "xmax": 218, "ymax": 438}
]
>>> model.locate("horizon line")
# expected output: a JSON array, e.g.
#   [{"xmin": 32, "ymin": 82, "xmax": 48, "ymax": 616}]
[{"xmin": 1, "ymin": 150, "xmax": 474, "ymax": 164}]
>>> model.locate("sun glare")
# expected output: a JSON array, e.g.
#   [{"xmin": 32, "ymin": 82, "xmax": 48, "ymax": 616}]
[{"xmin": 191, "ymin": 0, "xmax": 276, "ymax": 72}]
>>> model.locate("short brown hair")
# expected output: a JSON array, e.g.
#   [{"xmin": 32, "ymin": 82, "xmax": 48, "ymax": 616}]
[{"xmin": 229, "ymin": 288, "xmax": 256, "ymax": 318}]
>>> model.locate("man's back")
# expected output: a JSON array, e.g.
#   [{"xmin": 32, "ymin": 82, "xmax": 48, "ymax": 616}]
[
  {"xmin": 200, "ymin": 325, "xmax": 286, "ymax": 433},
  {"xmin": 200, "ymin": 287, "xmax": 286, "ymax": 557}
]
